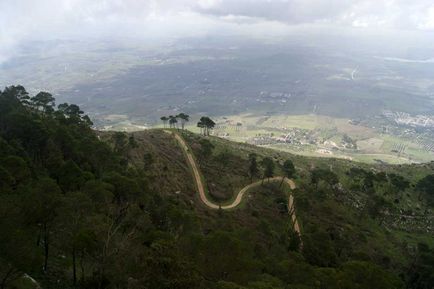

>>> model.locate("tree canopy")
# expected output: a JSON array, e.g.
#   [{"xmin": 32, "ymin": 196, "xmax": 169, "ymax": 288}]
[{"xmin": 197, "ymin": 116, "xmax": 215, "ymax": 136}]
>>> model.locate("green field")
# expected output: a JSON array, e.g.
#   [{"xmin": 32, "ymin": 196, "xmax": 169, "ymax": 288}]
[
  {"xmin": 113, "ymin": 113, "xmax": 434, "ymax": 164},
  {"xmin": 177, "ymin": 114, "xmax": 434, "ymax": 164}
]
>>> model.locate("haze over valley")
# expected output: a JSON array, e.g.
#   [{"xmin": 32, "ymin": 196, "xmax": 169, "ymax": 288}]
[{"xmin": 2, "ymin": 33, "xmax": 434, "ymax": 163}]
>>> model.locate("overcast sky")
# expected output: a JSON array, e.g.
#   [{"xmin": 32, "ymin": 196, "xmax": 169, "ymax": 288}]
[{"xmin": 1, "ymin": 0, "xmax": 434, "ymax": 62}]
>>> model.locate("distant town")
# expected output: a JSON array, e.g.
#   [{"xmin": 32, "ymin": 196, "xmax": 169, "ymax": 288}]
[{"xmin": 383, "ymin": 110, "xmax": 434, "ymax": 129}]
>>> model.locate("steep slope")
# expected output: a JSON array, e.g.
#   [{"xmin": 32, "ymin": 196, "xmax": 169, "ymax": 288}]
[
  {"xmin": 126, "ymin": 128, "xmax": 433, "ymax": 288},
  {"xmin": 0, "ymin": 86, "xmax": 433, "ymax": 289},
  {"xmin": 163, "ymin": 130, "xmax": 302, "ymax": 237}
]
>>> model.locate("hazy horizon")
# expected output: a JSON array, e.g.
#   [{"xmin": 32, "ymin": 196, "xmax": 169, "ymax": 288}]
[{"xmin": 2, "ymin": 0, "xmax": 434, "ymax": 64}]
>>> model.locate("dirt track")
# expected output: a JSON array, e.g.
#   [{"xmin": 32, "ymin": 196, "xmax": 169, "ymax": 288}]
[{"xmin": 165, "ymin": 130, "xmax": 301, "ymax": 235}]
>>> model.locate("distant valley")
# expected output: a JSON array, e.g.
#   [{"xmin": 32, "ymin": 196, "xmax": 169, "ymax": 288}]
[{"xmin": 1, "ymin": 37, "xmax": 434, "ymax": 164}]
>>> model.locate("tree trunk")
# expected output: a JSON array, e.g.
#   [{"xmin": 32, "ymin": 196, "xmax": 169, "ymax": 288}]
[
  {"xmin": 80, "ymin": 251, "xmax": 85, "ymax": 284},
  {"xmin": 72, "ymin": 246, "xmax": 77, "ymax": 287},
  {"xmin": 43, "ymin": 223, "xmax": 49, "ymax": 272},
  {"xmin": 98, "ymin": 266, "xmax": 105, "ymax": 289}
]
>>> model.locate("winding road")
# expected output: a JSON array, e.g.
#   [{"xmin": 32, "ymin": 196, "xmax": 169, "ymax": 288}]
[{"xmin": 165, "ymin": 130, "xmax": 301, "ymax": 236}]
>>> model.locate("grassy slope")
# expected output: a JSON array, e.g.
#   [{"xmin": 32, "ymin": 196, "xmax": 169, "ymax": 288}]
[
  {"xmin": 109, "ymin": 129, "xmax": 433, "ymax": 286},
  {"xmin": 122, "ymin": 130, "xmax": 296, "ymax": 283},
  {"xmin": 127, "ymin": 129, "xmax": 433, "ymax": 215}
]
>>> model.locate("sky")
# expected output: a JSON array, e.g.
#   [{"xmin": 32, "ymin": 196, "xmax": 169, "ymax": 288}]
[{"xmin": 1, "ymin": 0, "xmax": 434, "ymax": 62}]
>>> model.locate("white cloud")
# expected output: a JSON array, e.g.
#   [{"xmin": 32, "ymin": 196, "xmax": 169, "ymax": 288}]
[
  {"xmin": 417, "ymin": 5, "xmax": 434, "ymax": 30},
  {"xmin": 197, "ymin": 0, "xmax": 222, "ymax": 9},
  {"xmin": 1, "ymin": 0, "xmax": 434, "ymax": 63}
]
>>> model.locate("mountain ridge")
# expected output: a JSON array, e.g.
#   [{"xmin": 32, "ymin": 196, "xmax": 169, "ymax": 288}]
[{"xmin": 0, "ymin": 85, "xmax": 433, "ymax": 289}]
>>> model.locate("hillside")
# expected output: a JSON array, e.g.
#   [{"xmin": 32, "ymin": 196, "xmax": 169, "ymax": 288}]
[{"xmin": 0, "ymin": 85, "xmax": 433, "ymax": 289}]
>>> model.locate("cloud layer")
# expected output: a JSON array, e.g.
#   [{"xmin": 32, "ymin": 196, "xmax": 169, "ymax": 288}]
[
  {"xmin": 1, "ymin": 0, "xmax": 434, "ymax": 63},
  {"xmin": 196, "ymin": 0, "xmax": 434, "ymax": 30}
]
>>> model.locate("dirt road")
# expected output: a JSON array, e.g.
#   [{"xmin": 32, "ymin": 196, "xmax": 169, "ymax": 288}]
[{"xmin": 165, "ymin": 130, "xmax": 301, "ymax": 235}]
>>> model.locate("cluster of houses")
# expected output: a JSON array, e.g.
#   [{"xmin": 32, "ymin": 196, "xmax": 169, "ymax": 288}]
[
  {"xmin": 383, "ymin": 110, "xmax": 434, "ymax": 129},
  {"xmin": 256, "ymin": 91, "xmax": 292, "ymax": 103},
  {"xmin": 247, "ymin": 129, "xmax": 320, "ymax": 147},
  {"xmin": 245, "ymin": 128, "xmax": 360, "ymax": 157}
]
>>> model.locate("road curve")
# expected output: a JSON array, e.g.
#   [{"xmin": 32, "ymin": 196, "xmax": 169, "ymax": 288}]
[{"xmin": 164, "ymin": 130, "xmax": 301, "ymax": 235}]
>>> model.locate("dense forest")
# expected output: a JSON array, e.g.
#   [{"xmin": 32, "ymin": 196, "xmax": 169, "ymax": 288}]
[{"xmin": 0, "ymin": 85, "xmax": 433, "ymax": 289}]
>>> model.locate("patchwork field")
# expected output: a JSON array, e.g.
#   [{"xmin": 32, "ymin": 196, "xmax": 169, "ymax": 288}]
[{"xmin": 178, "ymin": 114, "xmax": 434, "ymax": 164}]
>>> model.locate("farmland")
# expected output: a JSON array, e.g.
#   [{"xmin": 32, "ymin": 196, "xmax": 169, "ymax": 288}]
[{"xmin": 180, "ymin": 114, "xmax": 434, "ymax": 164}]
